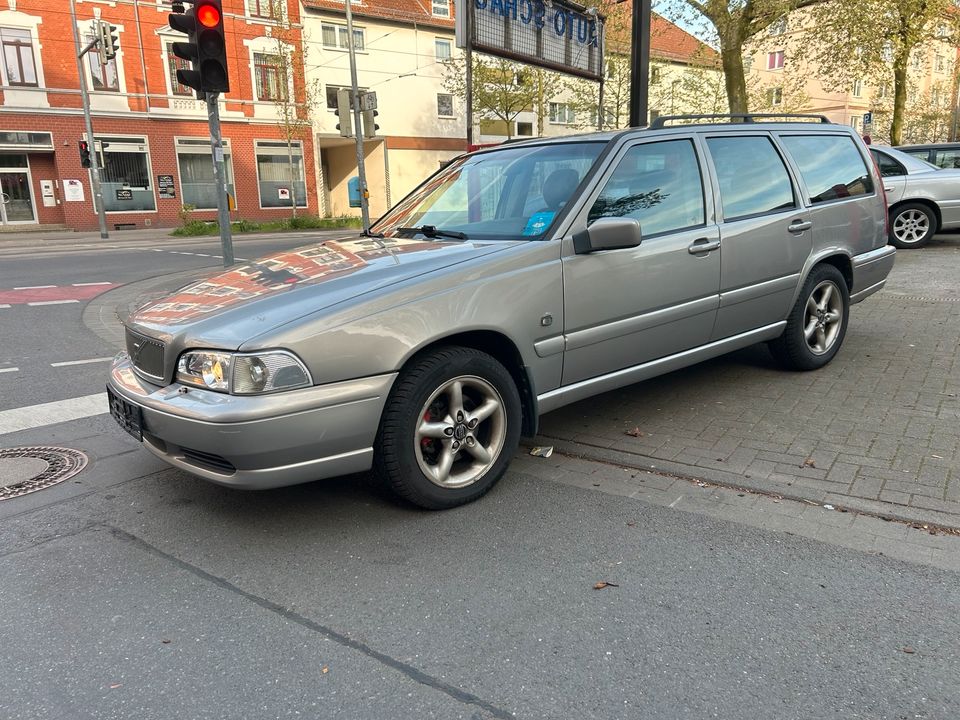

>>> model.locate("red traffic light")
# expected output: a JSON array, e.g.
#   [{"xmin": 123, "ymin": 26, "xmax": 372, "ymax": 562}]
[{"xmin": 197, "ymin": 4, "xmax": 221, "ymax": 28}]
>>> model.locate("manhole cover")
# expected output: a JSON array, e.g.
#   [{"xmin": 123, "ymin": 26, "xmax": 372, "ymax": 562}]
[{"xmin": 0, "ymin": 447, "xmax": 88, "ymax": 500}]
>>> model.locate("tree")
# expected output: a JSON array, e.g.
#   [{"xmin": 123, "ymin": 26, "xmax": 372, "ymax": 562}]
[
  {"xmin": 661, "ymin": 0, "xmax": 825, "ymax": 114},
  {"xmin": 264, "ymin": 0, "xmax": 320, "ymax": 217},
  {"xmin": 442, "ymin": 55, "xmax": 540, "ymax": 139},
  {"xmin": 796, "ymin": 0, "xmax": 957, "ymax": 144}
]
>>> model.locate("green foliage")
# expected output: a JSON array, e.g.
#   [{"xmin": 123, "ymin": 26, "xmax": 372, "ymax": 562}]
[{"xmin": 168, "ymin": 216, "xmax": 362, "ymax": 237}]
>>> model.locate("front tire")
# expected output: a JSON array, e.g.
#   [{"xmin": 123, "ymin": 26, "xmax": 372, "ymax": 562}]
[
  {"xmin": 373, "ymin": 347, "xmax": 522, "ymax": 509},
  {"xmin": 889, "ymin": 202, "xmax": 936, "ymax": 249},
  {"xmin": 769, "ymin": 264, "xmax": 849, "ymax": 371}
]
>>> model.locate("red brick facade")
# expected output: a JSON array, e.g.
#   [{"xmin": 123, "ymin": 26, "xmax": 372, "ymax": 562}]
[{"xmin": 0, "ymin": 0, "xmax": 317, "ymax": 231}]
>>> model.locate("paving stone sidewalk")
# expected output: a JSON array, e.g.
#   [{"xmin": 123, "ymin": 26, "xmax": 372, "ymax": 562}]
[{"xmin": 536, "ymin": 235, "xmax": 960, "ymax": 530}]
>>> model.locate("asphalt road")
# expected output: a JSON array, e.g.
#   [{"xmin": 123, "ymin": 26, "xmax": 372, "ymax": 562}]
[{"xmin": 1, "ymin": 233, "xmax": 959, "ymax": 719}]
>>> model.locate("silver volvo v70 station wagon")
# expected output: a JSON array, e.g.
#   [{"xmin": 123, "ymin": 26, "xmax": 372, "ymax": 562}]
[{"xmin": 108, "ymin": 114, "xmax": 896, "ymax": 509}]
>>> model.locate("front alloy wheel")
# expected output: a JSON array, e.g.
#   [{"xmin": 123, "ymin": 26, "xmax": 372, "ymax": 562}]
[{"xmin": 374, "ymin": 346, "xmax": 522, "ymax": 509}]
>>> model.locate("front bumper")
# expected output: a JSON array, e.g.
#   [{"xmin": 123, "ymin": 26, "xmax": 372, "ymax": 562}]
[
  {"xmin": 850, "ymin": 244, "xmax": 896, "ymax": 304},
  {"xmin": 108, "ymin": 356, "xmax": 396, "ymax": 489}
]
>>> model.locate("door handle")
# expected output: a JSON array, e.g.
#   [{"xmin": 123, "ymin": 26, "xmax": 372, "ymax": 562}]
[
  {"xmin": 788, "ymin": 219, "xmax": 812, "ymax": 234},
  {"xmin": 884, "ymin": 187, "xmax": 894, "ymax": 192},
  {"xmin": 687, "ymin": 237, "xmax": 720, "ymax": 254}
]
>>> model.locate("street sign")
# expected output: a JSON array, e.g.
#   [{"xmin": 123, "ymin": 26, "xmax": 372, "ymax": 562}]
[
  {"xmin": 360, "ymin": 91, "xmax": 377, "ymax": 111},
  {"xmin": 863, "ymin": 111, "xmax": 873, "ymax": 125}
]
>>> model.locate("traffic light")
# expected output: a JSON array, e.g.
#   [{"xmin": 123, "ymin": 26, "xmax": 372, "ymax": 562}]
[
  {"xmin": 98, "ymin": 20, "xmax": 119, "ymax": 61},
  {"xmin": 78, "ymin": 140, "xmax": 91, "ymax": 169},
  {"xmin": 336, "ymin": 88, "xmax": 352, "ymax": 138},
  {"xmin": 362, "ymin": 109, "xmax": 379, "ymax": 139},
  {"xmin": 169, "ymin": 0, "xmax": 229, "ymax": 96}
]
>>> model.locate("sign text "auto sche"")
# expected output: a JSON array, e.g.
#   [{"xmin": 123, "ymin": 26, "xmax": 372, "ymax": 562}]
[{"xmin": 473, "ymin": 0, "xmax": 601, "ymax": 48}]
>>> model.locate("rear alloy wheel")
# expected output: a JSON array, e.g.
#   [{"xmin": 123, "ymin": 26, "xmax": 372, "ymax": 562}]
[
  {"xmin": 769, "ymin": 264, "xmax": 849, "ymax": 371},
  {"xmin": 374, "ymin": 347, "xmax": 521, "ymax": 509},
  {"xmin": 889, "ymin": 202, "xmax": 936, "ymax": 249}
]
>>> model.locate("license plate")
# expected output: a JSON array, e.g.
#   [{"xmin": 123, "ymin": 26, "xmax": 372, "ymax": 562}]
[{"xmin": 107, "ymin": 386, "xmax": 143, "ymax": 441}]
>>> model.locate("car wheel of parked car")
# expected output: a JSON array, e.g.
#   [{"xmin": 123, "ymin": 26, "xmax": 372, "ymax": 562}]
[
  {"xmin": 374, "ymin": 347, "xmax": 522, "ymax": 509},
  {"xmin": 889, "ymin": 202, "xmax": 936, "ymax": 249},
  {"xmin": 769, "ymin": 264, "xmax": 849, "ymax": 371}
]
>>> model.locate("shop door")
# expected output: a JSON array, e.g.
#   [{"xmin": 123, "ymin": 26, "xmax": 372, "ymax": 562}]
[{"xmin": 0, "ymin": 171, "xmax": 35, "ymax": 224}]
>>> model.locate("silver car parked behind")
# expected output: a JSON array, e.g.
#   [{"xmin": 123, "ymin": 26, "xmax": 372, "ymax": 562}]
[
  {"xmin": 108, "ymin": 114, "xmax": 896, "ymax": 509},
  {"xmin": 870, "ymin": 145, "xmax": 960, "ymax": 249}
]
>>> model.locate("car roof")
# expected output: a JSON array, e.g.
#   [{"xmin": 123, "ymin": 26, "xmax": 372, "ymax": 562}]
[{"xmin": 897, "ymin": 142, "xmax": 960, "ymax": 150}]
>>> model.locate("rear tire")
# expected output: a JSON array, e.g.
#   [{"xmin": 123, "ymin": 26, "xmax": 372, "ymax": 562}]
[
  {"xmin": 373, "ymin": 347, "xmax": 522, "ymax": 509},
  {"xmin": 889, "ymin": 202, "xmax": 936, "ymax": 249},
  {"xmin": 769, "ymin": 264, "xmax": 849, "ymax": 371}
]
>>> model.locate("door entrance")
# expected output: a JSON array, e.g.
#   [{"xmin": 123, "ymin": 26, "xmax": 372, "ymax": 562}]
[{"xmin": 0, "ymin": 171, "xmax": 36, "ymax": 223}]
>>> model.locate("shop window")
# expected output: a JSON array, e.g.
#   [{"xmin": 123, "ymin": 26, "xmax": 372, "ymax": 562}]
[
  {"xmin": 95, "ymin": 136, "xmax": 156, "ymax": 212},
  {"xmin": 255, "ymin": 140, "xmax": 307, "ymax": 208},
  {"xmin": 176, "ymin": 138, "xmax": 235, "ymax": 210}
]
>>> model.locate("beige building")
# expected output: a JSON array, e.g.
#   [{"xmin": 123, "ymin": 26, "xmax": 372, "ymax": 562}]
[
  {"xmin": 302, "ymin": 0, "xmax": 467, "ymax": 219},
  {"xmin": 744, "ymin": 11, "xmax": 959, "ymax": 143}
]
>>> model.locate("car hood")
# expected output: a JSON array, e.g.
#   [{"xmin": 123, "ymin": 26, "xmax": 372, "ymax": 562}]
[{"xmin": 127, "ymin": 236, "xmax": 517, "ymax": 347}]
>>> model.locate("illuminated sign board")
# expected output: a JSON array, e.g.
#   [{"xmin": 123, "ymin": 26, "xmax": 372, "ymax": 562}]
[{"xmin": 456, "ymin": 0, "xmax": 605, "ymax": 81}]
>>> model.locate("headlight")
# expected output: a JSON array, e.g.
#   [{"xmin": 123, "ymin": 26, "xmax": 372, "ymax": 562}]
[{"xmin": 176, "ymin": 350, "xmax": 311, "ymax": 394}]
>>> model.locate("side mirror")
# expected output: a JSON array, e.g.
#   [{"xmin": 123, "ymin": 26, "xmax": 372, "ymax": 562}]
[{"xmin": 573, "ymin": 217, "xmax": 642, "ymax": 254}]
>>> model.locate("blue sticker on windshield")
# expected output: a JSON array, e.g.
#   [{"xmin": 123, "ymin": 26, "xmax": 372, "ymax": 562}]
[{"xmin": 522, "ymin": 211, "xmax": 555, "ymax": 236}]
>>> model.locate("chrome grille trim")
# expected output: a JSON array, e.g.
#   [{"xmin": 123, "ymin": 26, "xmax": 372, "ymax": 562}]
[{"xmin": 125, "ymin": 329, "xmax": 165, "ymax": 382}]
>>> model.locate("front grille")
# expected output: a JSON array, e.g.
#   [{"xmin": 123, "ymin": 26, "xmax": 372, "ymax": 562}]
[
  {"xmin": 180, "ymin": 447, "xmax": 236, "ymax": 475},
  {"xmin": 126, "ymin": 329, "xmax": 165, "ymax": 381}
]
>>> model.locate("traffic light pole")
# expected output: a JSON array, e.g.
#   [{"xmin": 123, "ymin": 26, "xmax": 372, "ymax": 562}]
[
  {"xmin": 69, "ymin": 0, "xmax": 109, "ymax": 240},
  {"xmin": 206, "ymin": 94, "xmax": 234, "ymax": 267},
  {"xmin": 344, "ymin": 0, "xmax": 371, "ymax": 231}
]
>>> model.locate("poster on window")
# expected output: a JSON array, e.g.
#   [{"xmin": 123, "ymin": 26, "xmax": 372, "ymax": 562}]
[
  {"xmin": 158, "ymin": 175, "xmax": 176, "ymax": 199},
  {"xmin": 63, "ymin": 179, "xmax": 85, "ymax": 202},
  {"xmin": 278, "ymin": 187, "xmax": 290, "ymax": 201}
]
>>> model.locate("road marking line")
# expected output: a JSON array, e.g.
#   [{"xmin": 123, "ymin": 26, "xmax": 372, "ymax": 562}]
[
  {"xmin": 0, "ymin": 393, "xmax": 107, "ymax": 435},
  {"xmin": 27, "ymin": 299, "xmax": 79, "ymax": 306},
  {"xmin": 72, "ymin": 282, "xmax": 112, "ymax": 287},
  {"xmin": 194, "ymin": 253, "xmax": 211, "ymax": 257},
  {"xmin": 0, "ymin": 304, "xmax": 9, "ymax": 309},
  {"xmin": 50, "ymin": 357, "xmax": 114, "ymax": 367},
  {"xmin": 668, "ymin": 496, "xmax": 684, "ymax": 508},
  {"xmin": 14, "ymin": 285, "xmax": 55, "ymax": 290},
  {"xmin": 0, "ymin": 367, "xmax": 18, "ymax": 374}
]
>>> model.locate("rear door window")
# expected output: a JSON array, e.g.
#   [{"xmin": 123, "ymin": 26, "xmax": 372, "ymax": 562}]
[
  {"xmin": 778, "ymin": 134, "xmax": 874, "ymax": 203},
  {"xmin": 588, "ymin": 139, "xmax": 705, "ymax": 237},
  {"xmin": 705, "ymin": 135, "xmax": 796, "ymax": 221},
  {"xmin": 932, "ymin": 149, "xmax": 960, "ymax": 168},
  {"xmin": 870, "ymin": 149, "xmax": 906, "ymax": 177}
]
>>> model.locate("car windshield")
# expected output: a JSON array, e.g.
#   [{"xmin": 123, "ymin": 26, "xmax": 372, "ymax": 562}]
[{"xmin": 371, "ymin": 142, "xmax": 605, "ymax": 240}]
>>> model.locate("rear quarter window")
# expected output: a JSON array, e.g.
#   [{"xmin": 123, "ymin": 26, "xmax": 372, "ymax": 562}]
[{"xmin": 778, "ymin": 135, "xmax": 874, "ymax": 204}]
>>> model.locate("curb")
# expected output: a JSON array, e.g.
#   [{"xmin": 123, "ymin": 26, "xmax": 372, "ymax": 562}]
[{"xmin": 530, "ymin": 435, "xmax": 960, "ymax": 533}]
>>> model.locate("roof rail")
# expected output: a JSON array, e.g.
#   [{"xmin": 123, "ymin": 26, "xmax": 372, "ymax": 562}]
[{"xmin": 649, "ymin": 113, "xmax": 832, "ymax": 129}]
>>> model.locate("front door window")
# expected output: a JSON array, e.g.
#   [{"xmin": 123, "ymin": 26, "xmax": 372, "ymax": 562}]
[{"xmin": 0, "ymin": 171, "xmax": 34, "ymax": 223}]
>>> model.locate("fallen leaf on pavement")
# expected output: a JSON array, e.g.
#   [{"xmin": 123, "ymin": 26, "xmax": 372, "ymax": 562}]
[
  {"xmin": 161, "ymin": 639, "xmax": 171, "ymax": 644},
  {"xmin": 902, "ymin": 646, "xmax": 915, "ymax": 654},
  {"xmin": 802, "ymin": 458, "xmax": 816, "ymax": 468},
  {"xmin": 625, "ymin": 427, "xmax": 645, "ymax": 437},
  {"xmin": 109, "ymin": 684, "xmax": 122, "ymax": 689},
  {"xmin": 594, "ymin": 581, "xmax": 619, "ymax": 590},
  {"xmin": 322, "ymin": 666, "xmax": 330, "ymax": 674},
  {"xmin": 529, "ymin": 446, "xmax": 553, "ymax": 458}
]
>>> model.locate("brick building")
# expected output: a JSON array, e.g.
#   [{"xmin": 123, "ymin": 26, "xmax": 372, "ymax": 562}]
[{"xmin": 0, "ymin": 0, "xmax": 317, "ymax": 232}]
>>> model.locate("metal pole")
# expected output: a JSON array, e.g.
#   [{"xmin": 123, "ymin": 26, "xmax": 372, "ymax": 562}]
[
  {"xmin": 344, "ymin": 0, "xmax": 371, "ymax": 230},
  {"xmin": 69, "ymin": 0, "xmax": 109, "ymax": 239},
  {"xmin": 597, "ymin": 76, "xmax": 605, "ymax": 131},
  {"xmin": 628, "ymin": 0, "xmax": 651, "ymax": 127},
  {"xmin": 207, "ymin": 94, "xmax": 234, "ymax": 266},
  {"xmin": 465, "ymin": 0, "xmax": 474, "ymax": 149}
]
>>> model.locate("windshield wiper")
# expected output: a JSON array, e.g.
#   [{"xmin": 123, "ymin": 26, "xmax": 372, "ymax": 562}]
[{"xmin": 396, "ymin": 225, "xmax": 468, "ymax": 240}]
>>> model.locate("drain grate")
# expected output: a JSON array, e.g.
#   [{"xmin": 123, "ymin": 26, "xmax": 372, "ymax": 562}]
[{"xmin": 0, "ymin": 447, "xmax": 88, "ymax": 500}]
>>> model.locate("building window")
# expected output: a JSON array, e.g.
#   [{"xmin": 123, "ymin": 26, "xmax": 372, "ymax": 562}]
[
  {"xmin": 767, "ymin": 87, "xmax": 783, "ymax": 106},
  {"xmin": 516, "ymin": 122, "xmax": 533, "ymax": 136},
  {"xmin": 321, "ymin": 23, "xmax": 364, "ymax": 51},
  {"xmin": 768, "ymin": 17, "xmax": 787, "ymax": 36},
  {"xmin": 650, "ymin": 66, "xmax": 661, "ymax": 84},
  {"xmin": 549, "ymin": 102, "xmax": 575, "ymax": 124},
  {"xmin": 165, "ymin": 42, "xmax": 192, "ymax": 96},
  {"xmin": 87, "ymin": 33, "xmax": 119, "ymax": 92},
  {"xmin": 1, "ymin": 28, "xmax": 37, "ymax": 87},
  {"xmin": 852, "ymin": 79, "xmax": 863, "ymax": 97},
  {"xmin": 743, "ymin": 55, "xmax": 754, "ymax": 73},
  {"xmin": 932, "ymin": 88, "xmax": 942, "ymax": 106},
  {"xmin": 849, "ymin": 115, "xmax": 862, "ymax": 131},
  {"xmin": 911, "ymin": 52, "xmax": 922, "ymax": 70},
  {"xmin": 253, "ymin": 53, "xmax": 286, "ymax": 101},
  {"xmin": 255, "ymin": 140, "xmax": 307, "ymax": 208},
  {"xmin": 437, "ymin": 93, "xmax": 454, "ymax": 117},
  {"xmin": 175, "ymin": 138, "xmax": 235, "ymax": 210},
  {"xmin": 95, "ymin": 136, "xmax": 155, "ymax": 212},
  {"xmin": 435, "ymin": 38, "xmax": 451, "ymax": 60},
  {"xmin": 877, "ymin": 83, "xmax": 890, "ymax": 99},
  {"xmin": 935, "ymin": 55, "xmax": 946, "ymax": 72},
  {"xmin": 767, "ymin": 50, "xmax": 784, "ymax": 70},
  {"xmin": 937, "ymin": 24, "xmax": 949, "ymax": 37},
  {"xmin": 432, "ymin": 0, "xmax": 450, "ymax": 17},
  {"xmin": 248, "ymin": 0, "xmax": 282, "ymax": 19}
]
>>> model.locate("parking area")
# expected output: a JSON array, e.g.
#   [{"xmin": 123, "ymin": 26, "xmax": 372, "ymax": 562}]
[{"xmin": 537, "ymin": 234, "xmax": 960, "ymax": 528}]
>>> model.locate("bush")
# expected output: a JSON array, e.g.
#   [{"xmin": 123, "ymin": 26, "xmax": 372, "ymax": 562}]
[{"xmin": 171, "ymin": 220, "xmax": 213, "ymax": 237}]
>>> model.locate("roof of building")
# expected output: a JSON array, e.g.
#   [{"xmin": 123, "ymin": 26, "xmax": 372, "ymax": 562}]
[{"xmin": 301, "ymin": 0, "xmax": 455, "ymax": 30}]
